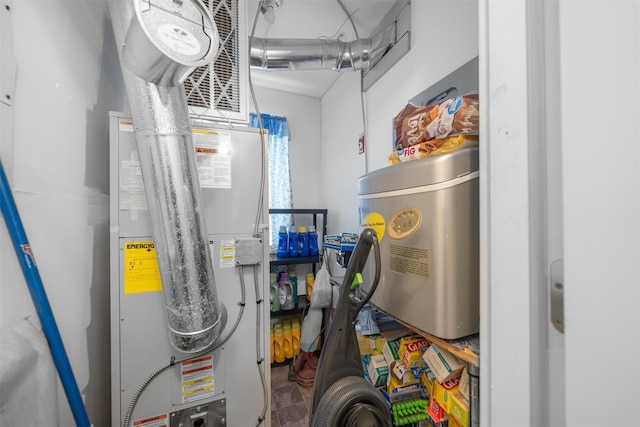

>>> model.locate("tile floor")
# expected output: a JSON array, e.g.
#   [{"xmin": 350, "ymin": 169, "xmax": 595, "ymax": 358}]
[{"xmin": 271, "ymin": 362, "xmax": 313, "ymax": 427}]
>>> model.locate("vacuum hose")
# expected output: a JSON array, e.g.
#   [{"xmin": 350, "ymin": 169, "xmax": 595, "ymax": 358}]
[{"xmin": 310, "ymin": 228, "xmax": 391, "ymax": 426}]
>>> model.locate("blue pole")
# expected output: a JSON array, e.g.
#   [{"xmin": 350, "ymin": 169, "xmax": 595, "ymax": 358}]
[{"xmin": 0, "ymin": 160, "xmax": 91, "ymax": 427}]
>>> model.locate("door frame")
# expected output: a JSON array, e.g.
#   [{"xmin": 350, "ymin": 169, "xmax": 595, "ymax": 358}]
[{"xmin": 479, "ymin": 0, "xmax": 556, "ymax": 425}]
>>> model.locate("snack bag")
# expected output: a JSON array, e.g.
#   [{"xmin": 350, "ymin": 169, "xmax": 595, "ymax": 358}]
[
  {"xmin": 393, "ymin": 93, "xmax": 479, "ymax": 150},
  {"xmin": 388, "ymin": 135, "xmax": 478, "ymax": 165}
]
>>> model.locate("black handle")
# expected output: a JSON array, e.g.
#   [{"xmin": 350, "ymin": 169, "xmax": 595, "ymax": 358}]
[{"xmin": 336, "ymin": 228, "xmax": 381, "ymax": 316}]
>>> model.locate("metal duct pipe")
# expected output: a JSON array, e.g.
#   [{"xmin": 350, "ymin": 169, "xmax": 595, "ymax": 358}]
[
  {"xmin": 250, "ymin": 22, "xmax": 396, "ymax": 72},
  {"xmin": 108, "ymin": 0, "xmax": 225, "ymax": 353}
]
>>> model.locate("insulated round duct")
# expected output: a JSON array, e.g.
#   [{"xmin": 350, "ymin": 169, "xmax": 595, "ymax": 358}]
[
  {"xmin": 108, "ymin": 0, "xmax": 226, "ymax": 354},
  {"xmin": 123, "ymin": 0, "xmax": 219, "ymax": 86}
]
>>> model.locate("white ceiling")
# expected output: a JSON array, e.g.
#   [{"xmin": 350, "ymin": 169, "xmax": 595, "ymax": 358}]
[{"xmin": 246, "ymin": 0, "xmax": 397, "ymax": 98}]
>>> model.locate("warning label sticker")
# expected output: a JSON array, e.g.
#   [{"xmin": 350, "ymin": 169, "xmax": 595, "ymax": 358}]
[
  {"xmin": 120, "ymin": 160, "xmax": 148, "ymax": 211},
  {"xmin": 123, "ymin": 241, "xmax": 162, "ymax": 294},
  {"xmin": 133, "ymin": 413, "xmax": 168, "ymax": 427},
  {"xmin": 219, "ymin": 239, "xmax": 235, "ymax": 268},
  {"xmin": 119, "ymin": 120, "xmax": 134, "ymax": 132},
  {"xmin": 181, "ymin": 355, "xmax": 215, "ymax": 403},
  {"xmin": 389, "ymin": 244, "xmax": 430, "ymax": 279},
  {"xmin": 360, "ymin": 212, "xmax": 386, "ymax": 243},
  {"xmin": 192, "ymin": 128, "xmax": 232, "ymax": 189}
]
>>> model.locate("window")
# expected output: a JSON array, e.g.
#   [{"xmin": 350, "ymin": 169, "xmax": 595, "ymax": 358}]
[{"xmin": 249, "ymin": 113, "xmax": 293, "ymax": 251}]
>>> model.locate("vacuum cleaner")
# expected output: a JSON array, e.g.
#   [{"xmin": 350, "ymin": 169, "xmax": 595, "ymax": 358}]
[{"xmin": 309, "ymin": 228, "xmax": 392, "ymax": 427}]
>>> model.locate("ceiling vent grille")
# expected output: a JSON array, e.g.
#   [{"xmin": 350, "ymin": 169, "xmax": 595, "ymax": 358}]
[{"xmin": 185, "ymin": 0, "xmax": 247, "ymax": 122}]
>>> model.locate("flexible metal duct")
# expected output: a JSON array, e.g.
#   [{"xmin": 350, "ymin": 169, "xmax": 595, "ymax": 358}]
[
  {"xmin": 250, "ymin": 23, "xmax": 396, "ymax": 72},
  {"xmin": 108, "ymin": 0, "xmax": 225, "ymax": 353}
]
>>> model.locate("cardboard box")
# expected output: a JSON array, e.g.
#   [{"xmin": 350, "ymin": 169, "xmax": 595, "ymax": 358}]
[
  {"xmin": 458, "ymin": 367, "xmax": 470, "ymax": 401},
  {"xmin": 357, "ymin": 306, "xmax": 380, "ymax": 336},
  {"xmin": 388, "ymin": 361, "xmax": 420, "ymax": 394},
  {"xmin": 398, "ymin": 336, "xmax": 429, "ymax": 368},
  {"xmin": 374, "ymin": 336, "xmax": 387, "ymax": 355},
  {"xmin": 382, "ymin": 339, "xmax": 401, "ymax": 365},
  {"xmin": 356, "ymin": 332, "xmax": 372, "ymax": 356},
  {"xmin": 449, "ymin": 392, "xmax": 469, "ymax": 427},
  {"xmin": 340, "ymin": 232, "xmax": 359, "ymax": 250},
  {"xmin": 433, "ymin": 376, "xmax": 460, "ymax": 414},
  {"xmin": 388, "ymin": 382, "xmax": 423, "ymax": 396},
  {"xmin": 427, "ymin": 397, "xmax": 448, "ymax": 427},
  {"xmin": 421, "ymin": 366, "xmax": 437, "ymax": 398},
  {"xmin": 367, "ymin": 354, "xmax": 389, "ymax": 387},
  {"xmin": 422, "ymin": 343, "xmax": 465, "ymax": 383},
  {"xmin": 322, "ymin": 233, "xmax": 359, "ymax": 251}
]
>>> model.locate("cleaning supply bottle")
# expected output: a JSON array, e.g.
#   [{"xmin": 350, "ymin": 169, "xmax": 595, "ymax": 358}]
[
  {"xmin": 288, "ymin": 226, "xmax": 299, "ymax": 258},
  {"xmin": 308, "ymin": 225, "xmax": 319, "ymax": 256},
  {"xmin": 283, "ymin": 321, "xmax": 293, "ymax": 359},
  {"xmin": 288, "ymin": 269, "xmax": 298, "ymax": 307},
  {"xmin": 306, "ymin": 272, "xmax": 315, "ymax": 299},
  {"xmin": 278, "ymin": 272, "xmax": 295, "ymax": 310},
  {"xmin": 277, "ymin": 226, "xmax": 288, "ymax": 258},
  {"xmin": 269, "ymin": 272, "xmax": 280, "ymax": 312},
  {"xmin": 273, "ymin": 323, "xmax": 284, "ymax": 363},
  {"xmin": 298, "ymin": 225, "xmax": 309, "ymax": 257},
  {"xmin": 292, "ymin": 318, "xmax": 301, "ymax": 356}
]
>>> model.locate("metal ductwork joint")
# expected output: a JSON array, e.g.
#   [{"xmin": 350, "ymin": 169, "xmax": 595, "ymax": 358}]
[
  {"xmin": 249, "ymin": 23, "xmax": 396, "ymax": 73},
  {"xmin": 108, "ymin": 0, "xmax": 226, "ymax": 353}
]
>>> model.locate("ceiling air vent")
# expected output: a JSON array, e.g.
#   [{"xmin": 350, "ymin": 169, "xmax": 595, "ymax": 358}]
[{"xmin": 185, "ymin": 0, "xmax": 247, "ymax": 122}]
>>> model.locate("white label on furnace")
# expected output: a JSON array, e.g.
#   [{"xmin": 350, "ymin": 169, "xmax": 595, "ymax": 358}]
[
  {"xmin": 192, "ymin": 129, "xmax": 232, "ymax": 188},
  {"xmin": 181, "ymin": 355, "xmax": 215, "ymax": 403},
  {"xmin": 157, "ymin": 24, "xmax": 201, "ymax": 56},
  {"xmin": 119, "ymin": 120, "xmax": 134, "ymax": 132},
  {"xmin": 219, "ymin": 239, "xmax": 235, "ymax": 268},
  {"xmin": 120, "ymin": 160, "xmax": 148, "ymax": 210}
]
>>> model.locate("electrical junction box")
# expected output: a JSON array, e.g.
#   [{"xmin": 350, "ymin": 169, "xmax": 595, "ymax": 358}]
[{"xmin": 235, "ymin": 238, "xmax": 264, "ymax": 266}]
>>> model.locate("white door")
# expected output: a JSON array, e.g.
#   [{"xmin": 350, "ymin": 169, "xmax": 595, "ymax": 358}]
[
  {"xmin": 480, "ymin": 1, "xmax": 640, "ymax": 426},
  {"xmin": 557, "ymin": 1, "xmax": 639, "ymax": 426}
]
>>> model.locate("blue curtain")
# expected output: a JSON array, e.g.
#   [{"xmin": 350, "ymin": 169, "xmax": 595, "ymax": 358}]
[{"xmin": 250, "ymin": 113, "xmax": 293, "ymax": 251}]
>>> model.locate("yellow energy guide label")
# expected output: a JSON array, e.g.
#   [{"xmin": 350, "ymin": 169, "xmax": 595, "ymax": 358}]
[{"xmin": 123, "ymin": 241, "xmax": 162, "ymax": 294}]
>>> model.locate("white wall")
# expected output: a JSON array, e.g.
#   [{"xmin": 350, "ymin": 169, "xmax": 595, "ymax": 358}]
[
  {"xmin": 319, "ymin": 71, "xmax": 365, "ymax": 235},
  {"xmin": 0, "ymin": 1, "xmax": 126, "ymax": 425},
  {"xmin": 320, "ymin": 0, "xmax": 479, "ymax": 234}
]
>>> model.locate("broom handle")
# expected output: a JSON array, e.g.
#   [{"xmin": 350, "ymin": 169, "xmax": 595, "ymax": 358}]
[{"xmin": 0, "ymin": 160, "xmax": 91, "ymax": 427}]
